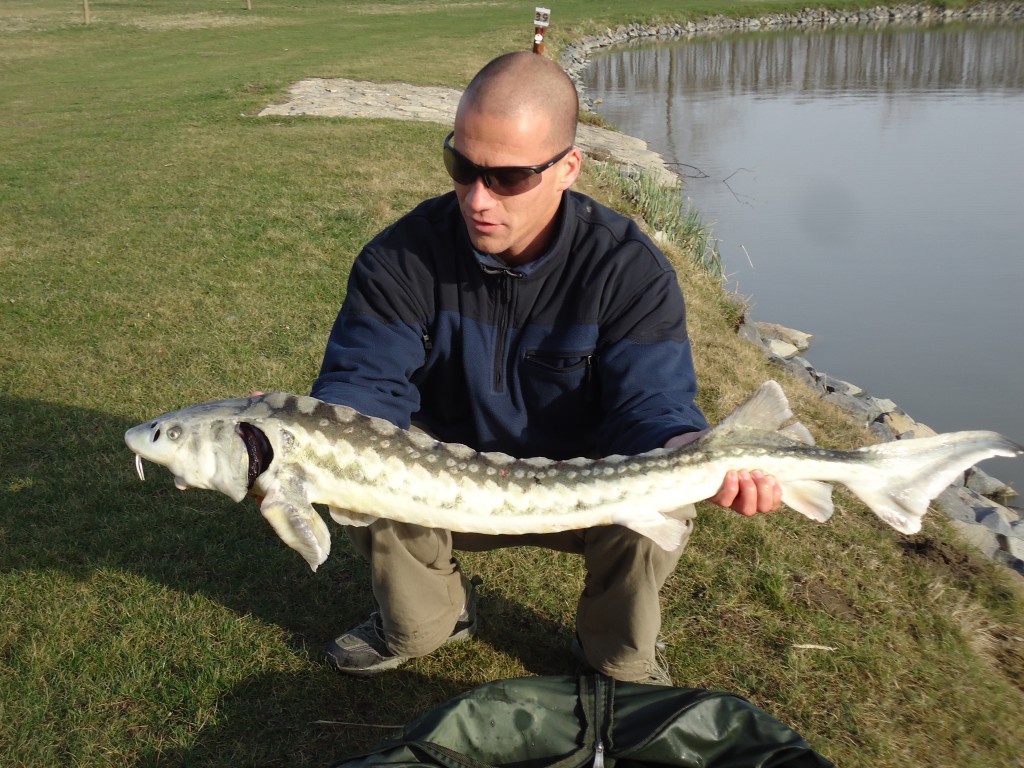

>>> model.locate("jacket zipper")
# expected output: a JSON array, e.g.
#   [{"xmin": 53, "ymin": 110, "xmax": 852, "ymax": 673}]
[{"xmin": 480, "ymin": 264, "xmax": 524, "ymax": 393}]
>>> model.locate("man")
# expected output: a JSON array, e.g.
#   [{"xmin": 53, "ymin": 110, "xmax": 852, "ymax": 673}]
[{"xmin": 311, "ymin": 52, "xmax": 781, "ymax": 684}]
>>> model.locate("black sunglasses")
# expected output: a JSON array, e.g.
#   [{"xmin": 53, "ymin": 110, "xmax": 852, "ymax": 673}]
[{"xmin": 443, "ymin": 131, "xmax": 574, "ymax": 195}]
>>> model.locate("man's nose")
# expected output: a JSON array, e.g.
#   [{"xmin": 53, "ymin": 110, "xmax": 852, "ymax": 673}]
[{"xmin": 463, "ymin": 177, "xmax": 496, "ymax": 209}]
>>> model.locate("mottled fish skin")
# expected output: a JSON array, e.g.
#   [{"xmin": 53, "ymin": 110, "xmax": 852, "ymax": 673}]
[{"xmin": 125, "ymin": 381, "xmax": 1023, "ymax": 572}]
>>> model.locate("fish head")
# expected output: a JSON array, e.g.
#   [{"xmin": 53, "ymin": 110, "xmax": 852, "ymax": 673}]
[{"xmin": 125, "ymin": 397, "xmax": 267, "ymax": 503}]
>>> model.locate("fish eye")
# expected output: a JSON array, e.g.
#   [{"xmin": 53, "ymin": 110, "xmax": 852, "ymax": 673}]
[{"xmin": 166, "ymin": 426, "xmax": 181, "ymax": 440}]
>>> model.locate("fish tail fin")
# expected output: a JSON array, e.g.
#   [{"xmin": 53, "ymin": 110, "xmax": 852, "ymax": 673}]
[{"xmin": 849, "ymin": 431, "xmax": 1023, "ymax": 534}]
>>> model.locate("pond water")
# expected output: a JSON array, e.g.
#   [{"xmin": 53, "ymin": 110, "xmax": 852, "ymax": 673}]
[{"xmin": 584, "ymin": 21, "xmax": 1024, "ymax": 497}]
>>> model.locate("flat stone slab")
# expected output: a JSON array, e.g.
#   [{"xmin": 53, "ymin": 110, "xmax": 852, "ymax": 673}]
[{"xmin": 258, "ymin": 77, "xmax": 678, "ymax": 185}]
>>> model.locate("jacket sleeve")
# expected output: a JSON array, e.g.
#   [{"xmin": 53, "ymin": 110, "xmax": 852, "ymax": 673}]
[
  {"xmin": 310, "ymin": 246, "xmax": 427, "ymax": 427},
  {"xmin": 595, "ymin": 267, "xmax": 708, "ymax": 456}
]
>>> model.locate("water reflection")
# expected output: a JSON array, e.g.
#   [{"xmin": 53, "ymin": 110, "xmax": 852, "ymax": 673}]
[
  {"xmin": 585, "ymin": 22, "xmax": 1024, "ymax": 494},
  {"xmin": 587, "ymin": 24, "xmax": 1024, "ymax": 98}
]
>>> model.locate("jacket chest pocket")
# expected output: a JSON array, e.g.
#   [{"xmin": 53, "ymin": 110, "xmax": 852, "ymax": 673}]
[{"xmin": 521, "ymin": 349, "xmax": 597, "ymax": 404}]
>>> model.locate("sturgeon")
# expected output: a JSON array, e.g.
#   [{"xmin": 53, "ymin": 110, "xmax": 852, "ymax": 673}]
[{"xmin": 124, "ymin": 381, "xmax": 1022, "ymax": 571}]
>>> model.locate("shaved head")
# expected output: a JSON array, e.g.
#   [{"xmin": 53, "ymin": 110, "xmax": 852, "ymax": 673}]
[
  {"xmin": 449, "ymin": 52, "xmax": 584, "ymax": 265},
  {"xmin": 458, "ymin": 52, "xmax": 578, "ymax": 151}
]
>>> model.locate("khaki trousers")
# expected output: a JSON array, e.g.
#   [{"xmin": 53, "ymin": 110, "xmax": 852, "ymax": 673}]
[{"xmin": 345, "ymin": 511, "xmax": 694, "ymax": 682}]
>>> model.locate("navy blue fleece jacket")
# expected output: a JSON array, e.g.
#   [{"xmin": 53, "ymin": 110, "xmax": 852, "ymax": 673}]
[{"xmin": 311, "ymin": 190, "xmax": 708, "ymax": 460}]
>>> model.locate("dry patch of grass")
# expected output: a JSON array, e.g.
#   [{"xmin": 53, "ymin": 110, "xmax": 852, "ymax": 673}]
[
  {"xmin": 350, "ymin": 1, "xmax": 511, "ymax": 15},
  {"xmin": 121, "ymin": 12, "xmax": 271, "ymax": 31}
]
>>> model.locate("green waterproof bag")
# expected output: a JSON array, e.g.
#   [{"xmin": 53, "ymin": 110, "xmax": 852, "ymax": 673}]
[{"xmin": 332, "ymin": 674, "xmax": 835, "ymax": 768}]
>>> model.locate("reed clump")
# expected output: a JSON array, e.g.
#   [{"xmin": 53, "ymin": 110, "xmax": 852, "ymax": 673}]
[{"xmin": 589, "ymin": 161, "xmax": 724, "ymax": 278}]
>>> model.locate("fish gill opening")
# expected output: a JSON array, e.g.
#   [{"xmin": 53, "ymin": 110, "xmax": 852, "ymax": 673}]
[{"xmin": 238, "ymin": 422, "xmax": 274, "ymax": 489}]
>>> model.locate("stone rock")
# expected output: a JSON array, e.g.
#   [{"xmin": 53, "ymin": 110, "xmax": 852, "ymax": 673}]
[
  {"xmin": 877, "ymin": 410, "xmax": 937, "ymax": 438},
  {"xmin": 937, "ymin": 489, "xmax": 983, "ymax": 528},
  {"xmin": 977, "ymin": 505, "xmax": 1015, "ymax": 538},
  {"xmin": 736, "ymin": 323, "xmax": 762, "ymax": 346},
  {"xmin": 880, "ymin": 409, "xmax": 917, "ymax": 434},
  {"xmin": 821, "ymin": 376, "xmax": 864, "ymax": 397},
  {"xmin": 949, "ymin": 519, "xmax": 1002, "ymax": 559},
  {"xmin": 778, "ymin": 355, "xmax": 820, "ymax": 391},
  {"xmin": 873, "ymin": 398, "xmax": 899, "ymax": 413},
  {"xmin": 937, "ymin": 487, "xmax": 978, "ymax": 524},
  {"xmin": 824, "ymin": 391, "xmax": 883, "ymax": 423},
  {"xmin": 752, "ymin": 321, "xmax": 813, "ymax": 352},
  {"xmin": 869, "ymin": 421, "xmax": 897, "ymax": 442},
  {"xmin": 765, "ymin": 338, "xmax": 799, "ymax": 359},
  {"xmin": 1008, "ymin": 525, "xmax": 1024, "ymax": 558},
  {"xmin": 966, "ymin": 467, "xmax": 1019, "ymax": 503}
]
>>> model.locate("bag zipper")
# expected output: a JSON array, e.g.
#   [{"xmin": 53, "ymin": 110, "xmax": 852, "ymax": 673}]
[{"xmin": 591, "ymin": 674, "xmax": 608, "ymax": 768}]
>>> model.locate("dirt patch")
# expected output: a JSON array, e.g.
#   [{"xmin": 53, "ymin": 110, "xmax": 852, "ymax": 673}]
[
  {"xmin": 901, "ymin": 537, "xmax": 1024, "ymax": 694},
  {"xmin": 899, "ymin": 536, "xmax": 986, "ymax": 582},
  {"xmin": 791, "ymin": 574, "xmax": 859, "ymax": 622}
]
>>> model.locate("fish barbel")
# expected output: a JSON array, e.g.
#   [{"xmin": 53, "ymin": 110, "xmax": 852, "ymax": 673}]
[{"xmin": 124, "ymin": 381, "xmax": 1022, "ymax": 571}]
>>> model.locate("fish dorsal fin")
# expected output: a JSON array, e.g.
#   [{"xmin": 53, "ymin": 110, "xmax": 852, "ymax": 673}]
[{"xmin": 713, "ymin": 380, "xmax": 793, "ymax": 434}]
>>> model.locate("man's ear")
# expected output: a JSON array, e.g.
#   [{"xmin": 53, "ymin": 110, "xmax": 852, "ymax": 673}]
[{"xmin": 555, "ymin": 147, "xmax": 583, "ymax": 190}]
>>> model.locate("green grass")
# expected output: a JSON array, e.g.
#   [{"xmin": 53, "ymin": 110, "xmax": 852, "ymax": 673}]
[
  {"xmin": 590, "ymin": 162, "xmax": 724, "ymax": 277},
  {"xmin": 2, "ymin": 1, "xmax": 1023, "ymax": 765}
]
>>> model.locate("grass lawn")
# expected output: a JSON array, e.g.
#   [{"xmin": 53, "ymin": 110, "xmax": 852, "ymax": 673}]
[{"xmin": 2, "ymin": 0, "xmax": 1022, "ymax": 765}]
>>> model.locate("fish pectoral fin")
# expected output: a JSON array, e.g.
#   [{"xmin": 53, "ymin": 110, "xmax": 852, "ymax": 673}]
[
  {"xmin": 259, "ymin": 495, "xmax": 331, "ymax": 572},
  {"xmin": 613, "ymin": 512, "xmax": 691, "ymax": 551},
  {"xmin": 781, "ymin": 480, "xmax": 835, "ymax": 523},
  {"xmin": 327, "ymin": 506, "xmax": 379, "ymax": 528}
]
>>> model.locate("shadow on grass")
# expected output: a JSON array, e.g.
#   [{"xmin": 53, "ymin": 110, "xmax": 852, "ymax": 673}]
[
  {"xmin": 132, "ymin": 605, "xmax": 575, "ymax": 767},
  {"xmin": 0, "ymin": 394, "xmax": 582, "ymax": 765},
  {"xmin": 134, "ymin": 667, "xmax": 474, "ymax": 768},
  {"xmin": 0, "ymin": 394, "xmax": 571, "ymax": 635}
]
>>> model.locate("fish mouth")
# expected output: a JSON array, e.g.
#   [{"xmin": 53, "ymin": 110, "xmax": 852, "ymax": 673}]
[{"xmin": 238, "ymin": 422, "xmax": 274, "ymax": 490}]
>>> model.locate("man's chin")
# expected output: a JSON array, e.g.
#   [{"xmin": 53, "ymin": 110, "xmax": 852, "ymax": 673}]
[{"xmin": 468, "ymin": 233, "xmax": 508, "ymax": 258}]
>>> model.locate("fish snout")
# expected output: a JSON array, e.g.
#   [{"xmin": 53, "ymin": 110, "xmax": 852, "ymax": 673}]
[{"xmin": 125, "ymin": 419, "xmax": 183, "ymax": 482}]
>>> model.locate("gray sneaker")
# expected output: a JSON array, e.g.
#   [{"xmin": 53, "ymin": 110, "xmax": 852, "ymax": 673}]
[
  {"xmin": 327, "ymin": 579, "xmax": 479, "ymax": 676},
  {"xmin": 570, "ymin": 634, "xmax": 673, "ymax": 686}
]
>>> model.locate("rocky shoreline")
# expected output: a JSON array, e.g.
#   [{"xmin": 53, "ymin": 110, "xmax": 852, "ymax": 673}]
[{"xmin": 562, "ymin": 4, "xmax": 1024, "ymax": 577}]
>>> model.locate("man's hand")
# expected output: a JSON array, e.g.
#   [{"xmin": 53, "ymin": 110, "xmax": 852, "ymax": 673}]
[
  {"xmin": 664, "ymin": 431, "xmax": 784, "ymax": 516},
  {"xmin": 708, "ymin": 469, "xmax": 783, "ymax": 516}
]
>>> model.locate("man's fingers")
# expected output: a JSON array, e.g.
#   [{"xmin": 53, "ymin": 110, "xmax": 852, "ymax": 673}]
[
  {"xmin": 749, "ymin": 470, "xmax": 779, "ymax": 514},
  {"xmin": 711, "ymin": 469, "xmax": 740, "ymax": 508},
  {"xmin": 734, "ymin": 470, "xmax": 758, "ymax": 516},
  {"xmin": 712, "ymin": 470, "xmax": 783, "ymax": 515}
]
